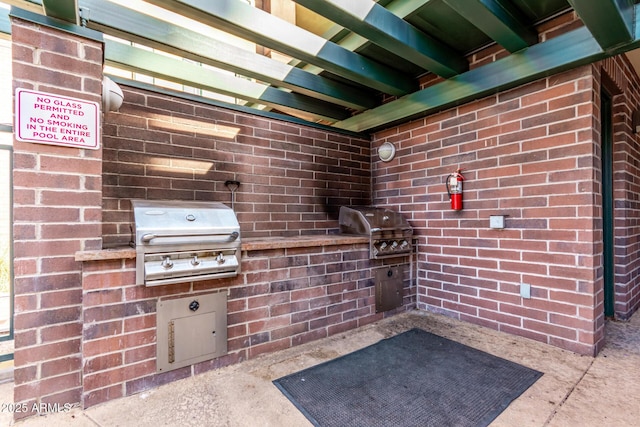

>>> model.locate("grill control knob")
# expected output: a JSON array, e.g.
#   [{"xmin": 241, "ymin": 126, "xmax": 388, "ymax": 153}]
[
  {"xmin": 378, "ymin": 242, "xmax": 388, "ymax": 251},
  {"xmin": 400, "ymin": 240, "xmax": 409, "ymax": 249},
  {"xmin": 391, "ymin": 241, "xmax": 399, "ymax": 250},
  {"xmin": 161, "ymin": 256, "xmax": 174, "ymax": 269},
  {"xmin": 189, "ymin": 300, "xmax": 199, "ymax": 311},
  {"xmin": 216, "ymin": 252, "xmax": 225, "ymax": 264},
  {"xmin": 191, "ymin": 255, "xmax": 200, "ymax": 266}
]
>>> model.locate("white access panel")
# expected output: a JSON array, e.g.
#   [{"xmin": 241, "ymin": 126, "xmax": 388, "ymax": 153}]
[{"xmin": 156, "ymin": 292, "xmax": 228, "ymax": 372}]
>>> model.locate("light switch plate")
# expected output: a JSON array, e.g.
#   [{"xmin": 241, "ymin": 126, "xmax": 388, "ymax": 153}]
[{"xmin": 489, "ymin": 215, "xmax": 505, "ymax": 229}]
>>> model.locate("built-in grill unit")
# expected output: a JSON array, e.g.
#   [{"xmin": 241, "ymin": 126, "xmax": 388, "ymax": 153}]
[
  {"xmin": 130, "ymin": 199, "xmax": 241, "ymax": 286},
  {"xmin": 339, "ymin": 206, "xmax": 412, "ymax": 259}
]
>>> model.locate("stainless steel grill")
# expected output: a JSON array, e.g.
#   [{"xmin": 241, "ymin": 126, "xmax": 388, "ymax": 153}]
[
  {"xmin": 130, "ymin": 199, "xmax": 241, "ymax": 286},
  {"xmin": 339, "ymin": 206, "xmax": 412, "ymax": 259}
]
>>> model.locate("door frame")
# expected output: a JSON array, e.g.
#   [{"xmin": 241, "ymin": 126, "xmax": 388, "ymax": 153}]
[
  {"xmin": 600, "ymin": 90, "xmax": 615, "ymax": 318},
  {"xmin": 0, "ymin": 124, "xmax": 14, "ymax": 362}
]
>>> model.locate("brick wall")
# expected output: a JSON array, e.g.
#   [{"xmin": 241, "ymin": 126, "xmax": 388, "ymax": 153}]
[
  {"xmin": 80, "ymin": 244, "xmax": 413, "ymax": 408},
  {"xmin": 372, "ymin": 57, "xmax": 640, "ymax": 355},
  {"xmin": 372, "ymin": 67, "xmax": 600, "ymax": 355},
  {"xmin": 87, "ymin": 75, "xmax": 389, "ymax": 409},
  {"xmin": 101, "ymin": 86, "xmax": 371, "ymax": 247},
  {"xmin": 11, "ymin": 4, "xmax": 640, "ymax": 417},
  {"xmin": 599, "ymin": 56, "xmax": 640, "ymax": 319},
  {"xmin": 368, "ymin": 11, "xmax": 640, "ymax": 356},
  {"xmin": 11, "ymin": 17, "xmax": 104, "ymax": 418}
]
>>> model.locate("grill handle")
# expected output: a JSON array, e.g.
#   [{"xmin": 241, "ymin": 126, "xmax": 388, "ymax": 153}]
[
  {"xmin": 370, "ymin": 227, "xmax": 413, "ymax": 233},
  {"xmin": 141, "ymin": 230, "xmax": 240, "ymax": 243}
]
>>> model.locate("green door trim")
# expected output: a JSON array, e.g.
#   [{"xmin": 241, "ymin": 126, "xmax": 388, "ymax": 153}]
[{"xmin": 601, "ymin": 92, "xmax": 615, "ymax": 318}]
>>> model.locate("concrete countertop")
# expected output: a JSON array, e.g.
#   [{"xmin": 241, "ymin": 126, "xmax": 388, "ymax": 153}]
[{"xmin": 75, "ymin": 234, "xmax": 369, "ymax": 262}]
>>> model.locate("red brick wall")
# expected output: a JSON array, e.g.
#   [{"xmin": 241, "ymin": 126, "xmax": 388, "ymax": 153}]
[
  {"xmin": 80, "ymin": 244, "xmax": 413, "ymax": 408},
  {"xmin": 368, "ymin": 11, "xmax": 640, "ymax": 357},
  {"xmin": 11, "ymin": 4, "xmax": 640, "ymax": 417},
  {"xmin": 599, "ymin": 56, "xmax": 640, "ymax": 319},
  {"xmin": 101, "ymin": 86, "xmax": 371, "ymax": 247},
  {"xmin": 11, "ymin": 17, "xmax": 104, "ymax": 418},
  {"xmin": 372, "ymin": 66, "xmax": 600, "ymax": 355},
  {"xmin": 372, "ymin": 58, "xmax": 640, "ymax": 355}
]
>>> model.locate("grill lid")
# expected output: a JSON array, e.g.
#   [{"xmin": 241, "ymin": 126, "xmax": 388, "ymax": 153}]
[
  {"xmin": 131, "ymin": 199, "xmax": 240, "ymax": 248},
  {"xmin": 339, "ymin": 206, "xmax": 411, "ymax": 235}
]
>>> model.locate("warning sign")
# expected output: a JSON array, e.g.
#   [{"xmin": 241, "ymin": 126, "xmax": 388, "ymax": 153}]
[{"xmin": 15, "ymin": 88, "xmax": 100, "ymax": 150}]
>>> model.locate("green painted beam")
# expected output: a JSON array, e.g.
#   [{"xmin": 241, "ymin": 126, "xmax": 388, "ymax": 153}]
[
  {"xmin": 385, "ymin": 0, "xmax": 434, "ymax": 20},
  {"xmin": 144, "ymin": 0, "xmax": 416, "ymax": 96},
  {"xmin": 8, "ymin": 5, "xmax": 102, "ymax": 42},
  {"xmin": 104, "ymin": 40, "xmax": 350, "ymax": 123},
  {"xmin": 443, "ymin": 0, "xmax": 537, "ymax": 52},
  {"xmin": 568, "ymin": 0, "xmax": 634, "ymax": 50},
  {"xmin": 293, "ymin": 0, "xmax": 433, "ymax": 78},
  {"xmin": 42, "ymin": 0, "xmax": 78, "ymax": 25},
  {"xmin": 292, "ymin": 0, "xmax": 467, "ymax": 77},
  {"xmin": 335, "ymin": 24, "xmax": 607, "ymax": 132},
  {"xmin": 80, "ymin": 0, "xmax": 376, "ymax": 111},
  {"xmin": 318, "ymin": 0, "xmax": 434, "ymax": 47}
]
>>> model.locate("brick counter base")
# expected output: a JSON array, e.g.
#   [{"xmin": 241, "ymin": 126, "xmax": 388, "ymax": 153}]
[{"xmin": 79, "ymin": 238, "xmax": 415, "ymax": 408}]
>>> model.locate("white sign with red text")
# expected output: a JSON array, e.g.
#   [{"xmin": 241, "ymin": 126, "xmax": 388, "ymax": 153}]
[{"xmin": 15, "ymin": 88, "xmax": 100, "ymax": 150}]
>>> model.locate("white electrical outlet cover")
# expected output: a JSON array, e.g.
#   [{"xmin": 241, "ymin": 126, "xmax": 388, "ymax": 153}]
[{"xmin": 489, "ymin": 215, "xmax": 505, "ymax": 229}]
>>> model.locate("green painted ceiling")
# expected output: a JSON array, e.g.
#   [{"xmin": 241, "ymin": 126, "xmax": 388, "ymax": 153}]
[{"xmin": 2, "ymin": 0, "xmax": 640, "ymax": 134}]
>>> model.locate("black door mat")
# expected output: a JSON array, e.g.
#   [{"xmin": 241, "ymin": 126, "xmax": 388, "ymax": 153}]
[{"xmin": 273, "ymin": 328, "xmax": 542, "ymax": 427}]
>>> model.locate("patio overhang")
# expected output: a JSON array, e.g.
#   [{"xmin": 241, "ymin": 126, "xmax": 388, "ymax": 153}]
[{"xmin": 2, "ymin": 0, "xmax": 640, "ymax": 133}]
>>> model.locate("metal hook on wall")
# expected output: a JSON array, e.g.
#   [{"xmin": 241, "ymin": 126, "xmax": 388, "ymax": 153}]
[{"xmin": 224, "ymin": 180, "xmax": 240, "ymax": 210}]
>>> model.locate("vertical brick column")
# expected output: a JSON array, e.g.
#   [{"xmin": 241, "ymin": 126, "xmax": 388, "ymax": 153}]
[{"xmin": 11, "ymin": 13, "xmax": 103, "ymax": 418}]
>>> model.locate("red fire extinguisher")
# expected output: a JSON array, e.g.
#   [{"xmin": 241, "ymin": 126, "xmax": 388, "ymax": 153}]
[{"xmin": 446, "ymin": 168, "xmax": 465, "ymax": 210}]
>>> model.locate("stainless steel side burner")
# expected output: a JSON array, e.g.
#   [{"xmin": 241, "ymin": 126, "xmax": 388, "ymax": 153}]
[
  {"xmin": 339, "ymin": 206, "xmax": 412, "ymax": 259},
  {"xmin": 130, "ymin": 199, "xmax": 241, "ymax": 286}
]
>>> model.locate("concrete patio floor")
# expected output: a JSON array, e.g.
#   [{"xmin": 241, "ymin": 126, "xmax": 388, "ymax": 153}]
[{"xmin": 1, "ymin": 309, "xmax": 639, "ymax": 426}]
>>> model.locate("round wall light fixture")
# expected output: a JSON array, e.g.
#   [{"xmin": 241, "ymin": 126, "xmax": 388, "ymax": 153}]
[{"xmin": 378, "ymin": 142, "xmax": 396, "ymax": 162}]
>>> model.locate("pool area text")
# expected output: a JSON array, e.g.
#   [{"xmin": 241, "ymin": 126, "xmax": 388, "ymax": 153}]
[{"xmin": 15, "ymin": 88, "xmax": 100, "ymax": 150}]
